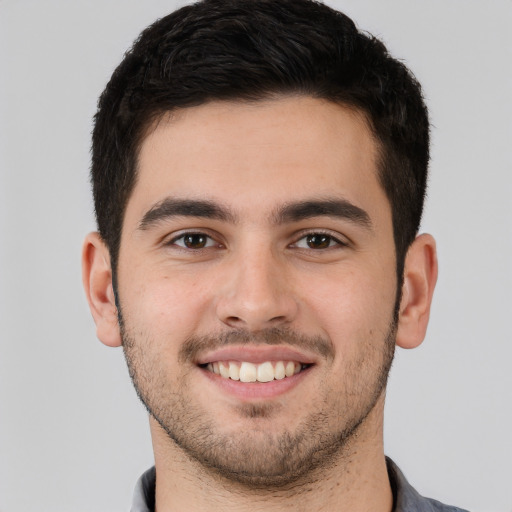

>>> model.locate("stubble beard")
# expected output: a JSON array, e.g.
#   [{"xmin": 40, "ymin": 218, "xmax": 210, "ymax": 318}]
[{"xmin": 121, "ymin": 318, "xmax": 396, "ymax": 489}]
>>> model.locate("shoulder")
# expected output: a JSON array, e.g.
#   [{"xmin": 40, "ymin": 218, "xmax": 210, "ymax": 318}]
[
  {"xmin": 386, "ymin": 458, "xmax": 470, "ymax": 512},
  {"xmin": 131, "ymin": 466, "xmax": 156, "ymax": 512},
  {"xmin": 421, "ymin": 497, "xmax": 470, "ymax": 512}
]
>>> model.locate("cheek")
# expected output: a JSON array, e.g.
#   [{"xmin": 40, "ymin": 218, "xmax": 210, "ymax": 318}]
[
  {"xmin": 302, "ymin": 266, "xmax": 397, "ymax": 350},
  {"xmin": 121, "ymin": 268, "xmax": 216, "ymax": 341}
]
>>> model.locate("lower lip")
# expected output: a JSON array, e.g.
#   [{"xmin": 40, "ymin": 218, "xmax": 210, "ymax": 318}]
[{"xmin": 199, "ymin": 366, "xmax": 312, "ymax": 401}]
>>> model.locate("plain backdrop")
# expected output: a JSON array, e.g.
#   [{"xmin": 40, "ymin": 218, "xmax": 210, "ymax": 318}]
[{"xmin": 1, "ymin": 1, "xmax": 511, "ymax": 511}]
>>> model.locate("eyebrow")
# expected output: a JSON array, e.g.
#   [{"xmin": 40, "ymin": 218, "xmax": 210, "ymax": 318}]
[
  {"xmin": 273, "ymin": 198, "xmax": 372, "ymax": 229},
  {"xmin": 138, "ymin": 198, "xmax": 237, "ymax": 230},
  {"xmin": 138, "ymin": 197, "xmax": 372, "ymax": 231}
]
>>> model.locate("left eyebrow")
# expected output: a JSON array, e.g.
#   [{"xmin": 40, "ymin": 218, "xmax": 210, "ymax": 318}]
[
  {"xmin": 272, "ymin": 198, "xmax": 373, "ymax": 230},
  {"xmin": 138, "ymin": 198, "xmax": 237, "ymax": 230}
]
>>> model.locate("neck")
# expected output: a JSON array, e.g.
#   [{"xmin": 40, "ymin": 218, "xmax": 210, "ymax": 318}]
[{"xmin": 150, "ymin": 397, "xmax": 393, "ymax": 512}]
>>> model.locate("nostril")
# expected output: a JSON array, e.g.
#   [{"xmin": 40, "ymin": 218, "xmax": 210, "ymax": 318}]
[
  {"xmin": 223, "ymin": 314, "xmax": 288, "ymax": 329},
  {"xmin": 216, "ymin": 292, "xmax": 299, "ymax": 330},
  {"xmin": 269, "ymin": 315, "xmax": 287, "ymax": 323},
  {"xmin": 224, "ymin": 316, "xmax": 244, "ymax": 327}
]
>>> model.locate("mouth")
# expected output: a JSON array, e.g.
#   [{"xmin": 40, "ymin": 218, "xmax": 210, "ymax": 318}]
[
  {"xmin": 194, "ymin": 345, "xmax": 317, "ymax": 400},
  {"xmin": 200, "ymin": 360, "xmax": 311, "ymax": 383}
]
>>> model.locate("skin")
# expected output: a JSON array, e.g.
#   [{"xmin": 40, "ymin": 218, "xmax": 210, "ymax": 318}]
[{"xmin": 83, "ymin": 96, "xmax": 437, "ymax": 511}]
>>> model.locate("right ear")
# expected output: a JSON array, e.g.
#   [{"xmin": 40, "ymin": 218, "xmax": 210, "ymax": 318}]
[{"xmin": 82, "ymin": 232, "xmax": 122, "ymax": 347}]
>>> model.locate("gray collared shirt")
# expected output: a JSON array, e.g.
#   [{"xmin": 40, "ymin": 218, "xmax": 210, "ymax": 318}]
[{"xmin": 130, "ymin": 458, "xmax": 470, "ymax": 511}]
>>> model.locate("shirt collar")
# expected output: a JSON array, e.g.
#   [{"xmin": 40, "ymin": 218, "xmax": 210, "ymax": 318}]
[{"xmin": 131, "ymin": 458, "xmax": 467, "ymax": 512}]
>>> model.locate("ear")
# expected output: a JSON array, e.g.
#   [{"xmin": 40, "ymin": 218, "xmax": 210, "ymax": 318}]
[
  {"xmin": 396, "ymin": 233, "xmax": 438, "ymax": 349},
  {"xmin": 82, "ymin": 232, "xmax": 122, "ymax": 347}
]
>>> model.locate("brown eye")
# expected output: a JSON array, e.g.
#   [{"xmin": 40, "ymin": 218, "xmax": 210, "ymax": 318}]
[
  {"xmin": 292, "ymin": 232, "xmax": 344, "ymax": 250},
  {"xmin": 306, "ymin": 234, "xmax": 332, "ymax": 249},
  {"xmin": 171, "ymin": 233, "xmax": 217, "ymax": 249},
  {"xmin": 183, "ymin": 234, "xmax": 208, "ymax": 249}
]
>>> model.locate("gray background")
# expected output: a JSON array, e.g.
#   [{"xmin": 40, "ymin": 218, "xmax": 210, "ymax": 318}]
[{"xmin": 1, "ymin": 1, "xmax": 511, "ymax": 511}]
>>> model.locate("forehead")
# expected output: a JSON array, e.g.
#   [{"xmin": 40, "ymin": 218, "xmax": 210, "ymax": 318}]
[{"xmin": 128, "ymin": 96, "xmax": 387, "ymax": 226}]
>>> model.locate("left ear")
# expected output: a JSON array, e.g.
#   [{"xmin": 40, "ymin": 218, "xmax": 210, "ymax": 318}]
[
  {"xmin": 82, "ymin": 231, "xmax": 122, "ymax": 348},
  {"xmin": 396, "ymin": 233, "xmax": 438, "ymax": 349}
]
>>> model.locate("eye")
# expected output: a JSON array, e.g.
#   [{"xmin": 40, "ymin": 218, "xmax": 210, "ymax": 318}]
[
  {"xmin": 171, "ymin": 232, "xmax": 219, "ymax": 249},
  {"xmin": 293, "ymin": 233, "xmax": 345, "ymax": 250}
]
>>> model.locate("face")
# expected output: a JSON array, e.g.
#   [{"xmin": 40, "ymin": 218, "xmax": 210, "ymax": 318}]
[{"xmin": 117, "ymin": 97, "xmax": 398, "ymax": 486}]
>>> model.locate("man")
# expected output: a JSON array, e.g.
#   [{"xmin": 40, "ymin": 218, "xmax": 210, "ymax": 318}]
[{"xmin": 81, "ymin": 0, "xmax": 467, "ymax": 510}]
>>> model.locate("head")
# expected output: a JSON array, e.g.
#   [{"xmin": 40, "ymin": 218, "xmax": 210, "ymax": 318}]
[
  {"xmin": 91, "ymin": 0, "xmax": 430, "ymax": 287},
  {"xmin": 84, "ymin": 0, "xmax": 437, "ymax": 489}
]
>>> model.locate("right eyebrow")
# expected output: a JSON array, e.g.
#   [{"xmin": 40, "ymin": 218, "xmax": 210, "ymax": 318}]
[
  {"xmin": 138, "ymin": 198, "xmax": 238, "ymax": 230},
  {"xmin": 272, "ymin": 198, "xmax": 373, "ymax": 230}
]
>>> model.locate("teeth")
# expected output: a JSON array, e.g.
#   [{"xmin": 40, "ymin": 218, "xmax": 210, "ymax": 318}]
[
  {"xmin": 274, "ymin": 361, "xmax": 285, "ymax": 380},
  {"xmin": 285, "ymin": 361, "xmax": 295, "ymax": 377},
  {"xmin": 228, "ymin": 362, "xmax": 240, "ymax": 381},
  {"xmin": 239, "ymin": 362, "xmax": 257, "ymax": 383},
  {"xmin": 257, "ymin": 361, "xmax": 274, "ymax": 383},
  {"xmin": 206, "ymin": 360, "xmax": 306, "ymax": 382},
  {"xmin": 218, "ymin": 361, "xmax": 230, "ymax": 379}
]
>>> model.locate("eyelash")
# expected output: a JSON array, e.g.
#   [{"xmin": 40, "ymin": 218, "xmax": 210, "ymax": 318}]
[
  {"xmin": 167, "ymin": 231, "xmax": 222, "ymax": 250},
  {"xmin": 291, "ymin": 231, "xmax": 348, "ymax": 250},
  {"xmin": 166, "ymin": 230, "xmax": 348, "ymax": 251}
]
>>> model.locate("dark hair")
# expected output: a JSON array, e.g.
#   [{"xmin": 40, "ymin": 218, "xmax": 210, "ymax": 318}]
[{"xmin": 91, "ymin": 0, "xmax": 429, "ymax": 281}]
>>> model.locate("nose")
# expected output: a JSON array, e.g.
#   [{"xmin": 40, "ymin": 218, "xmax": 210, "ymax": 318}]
[{"xmin": 215, "ymin": 246, "xmax": 299, "ymax": 331}]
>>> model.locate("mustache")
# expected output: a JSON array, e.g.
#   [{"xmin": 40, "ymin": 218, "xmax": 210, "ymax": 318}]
[{"xmin": 179, "ymin": 327, "xmax": 335, "ymax": 364}]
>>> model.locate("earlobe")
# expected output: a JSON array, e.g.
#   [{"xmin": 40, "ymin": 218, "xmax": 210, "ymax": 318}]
[
  {"xmin": 82, "ymin": 232, "xmax": 122, "ymax": 347},
  {"xmin": 396, "ymin": 233, "xmax": 438, "ymax": 349}
]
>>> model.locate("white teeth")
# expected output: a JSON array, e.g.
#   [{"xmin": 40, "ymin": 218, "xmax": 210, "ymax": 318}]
[
  {"xmin": 228, "ymin": 362, "xmax": 240, "ymax": 380},
  {"xmin": 274, "ymin": 361, "xmax": 285, "ymax": 380},
  {"xmin": 257, "ymin": 361, "xmax": 274, "ymax": 383},
  {"xmin": 239, "ymin": 362, "xmax": 257, "ymax": 382},
  {"xmin": 206, "ymin": 360, "xmax": 307, "ymax": 382},
  {"xmin": 285, "ymin": 361, "xmax": 295, "ymax": 377},
  {"xmin": 218, "ymin": 362, "xmax": 230, "ymax": 379}
]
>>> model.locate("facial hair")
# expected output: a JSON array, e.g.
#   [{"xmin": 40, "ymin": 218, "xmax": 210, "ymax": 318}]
[{"xmin": 121, "ymin": 320, "xmax": 396, "ymax": 488}]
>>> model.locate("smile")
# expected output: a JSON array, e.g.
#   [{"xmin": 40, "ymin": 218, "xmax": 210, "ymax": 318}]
[{"xmin": 204, "ymin": 360, "xmax": 309, "ymax": 382}]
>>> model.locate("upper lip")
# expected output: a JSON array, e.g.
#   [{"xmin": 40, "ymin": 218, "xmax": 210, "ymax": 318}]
[{"xmin": 195, "ymin": 345, "xmax": 319, "ymax": 366}]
